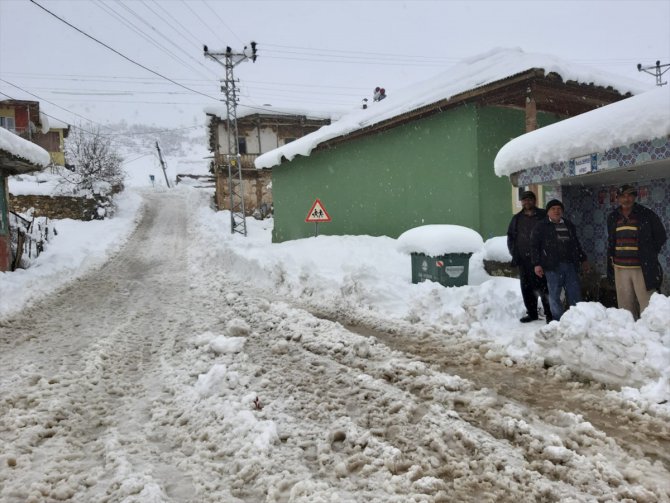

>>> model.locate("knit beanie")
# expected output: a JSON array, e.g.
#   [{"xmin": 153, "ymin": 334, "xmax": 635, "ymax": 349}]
[{"xmin": 545, "ymin": 199, "xmax": 564, "ymax": 211}]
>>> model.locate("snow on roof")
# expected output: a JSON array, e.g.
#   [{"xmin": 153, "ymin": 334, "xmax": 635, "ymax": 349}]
[
  {"xmin": 204, "ymin": 104, "xmax": 337, "ymax": 122},
  {"xmin": 38, "ymin": 112, "xmax": 50, "ymax": 134},
  {"xmin": 47, "ymin": 117, "xmax": 70, "ymax": 130},
  {"xmin": 494, "ymin": 85, "xmax": 670, "ymax": 177},
  {"xmin": 255, "ymin": 47, "xmax": 651, "ymax": 170},
  {"xmin": 397, "ymin": 225, "xmax": 484, "ymax": 256},
  {"xmin": 0, "ymin": 127, "xmax": 51, "ymax": 168}
]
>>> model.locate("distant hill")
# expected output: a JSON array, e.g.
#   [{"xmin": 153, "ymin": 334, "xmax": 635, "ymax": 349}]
[{"xmin": 102, "ymin": 121, "xmax": 211, "ymax": 188}]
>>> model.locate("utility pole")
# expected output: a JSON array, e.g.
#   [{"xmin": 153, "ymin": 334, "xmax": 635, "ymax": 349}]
[
  {"xmin": 637, "ymin": 60, "xmax": 669, "ymax": 86},
  {"xmin": 204, "ymin": 41, "xmax": 258, "ymax": 236},
  {"xmin": 155, "ymin": 141, "xmax": 171, "ymax": 188}
]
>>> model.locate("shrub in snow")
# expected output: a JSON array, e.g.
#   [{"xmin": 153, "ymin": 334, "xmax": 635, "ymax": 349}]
[{"xmin": 60, "ymin": 125, "xmax": 125, "ymax": 198}]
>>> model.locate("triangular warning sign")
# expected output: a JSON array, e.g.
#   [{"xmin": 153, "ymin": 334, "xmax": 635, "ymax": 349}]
[{"xmin": 305, "ymin": 199, "xmax": 331, "ymax": 223}]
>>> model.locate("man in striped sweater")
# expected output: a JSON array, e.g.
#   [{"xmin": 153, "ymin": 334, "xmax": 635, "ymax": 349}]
[{"xmin": 607, "ymin": 184, "xmax": 667, "ymax": 320}]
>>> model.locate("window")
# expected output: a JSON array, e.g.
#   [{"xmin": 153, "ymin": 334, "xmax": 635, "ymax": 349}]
[
  {"xmin": 238, "ymin": 137, "xmax": 247, "ymax": 154},
  {"xmin": 0, "ymin": 116, "xmax": 16, "ymax": 132},
  {"xmin": 283, "ymin": 137, "xmax": 296, "ymax": 145}
]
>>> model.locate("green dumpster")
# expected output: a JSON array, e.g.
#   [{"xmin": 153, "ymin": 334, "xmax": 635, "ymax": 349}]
[{"xmin": 411, "ymin": 252, "xmax": 472, "ymax": 287}]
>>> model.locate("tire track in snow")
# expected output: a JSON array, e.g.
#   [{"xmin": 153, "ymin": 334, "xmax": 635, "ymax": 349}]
[
  {"xmin": 208, "ymin": 293, "xmax": 670, "ymax": 502},
  {"xmin": 0, "ymin": 192, "xmax": 215, "ymax": 502}
]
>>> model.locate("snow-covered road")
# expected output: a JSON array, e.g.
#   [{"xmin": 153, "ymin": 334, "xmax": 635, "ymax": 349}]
[{"xmin": 1, "ymin": 192, "xmax": 669, "ymax": 502}]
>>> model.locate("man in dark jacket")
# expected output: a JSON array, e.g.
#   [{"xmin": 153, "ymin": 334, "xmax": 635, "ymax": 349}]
[
  {"xmin": 531, "ymin": 199, "xmax": 589, "ymax": 321},
  {"xmin": 507, "ymin": 190, "xmax": 552, "ymax": 323},
  {"xmin": 607, "ymin": 184, "xmax": 667, "ymax": 319}
]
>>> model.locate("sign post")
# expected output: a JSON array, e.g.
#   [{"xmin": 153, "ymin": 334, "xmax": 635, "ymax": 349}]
[{"xmin": 305, "ymin": 199, "xmax": 331, "ymax": 236}]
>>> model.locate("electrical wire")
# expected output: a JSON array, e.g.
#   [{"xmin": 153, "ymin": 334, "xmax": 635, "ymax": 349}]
[{"xmin": 28, "ymin": 0, "xmax": 221, "ymax": 103}]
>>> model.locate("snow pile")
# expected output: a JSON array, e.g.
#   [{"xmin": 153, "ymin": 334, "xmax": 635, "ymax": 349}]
[
  {"xmin": 189, "ymin": 202, "xmax": 670, "ymax": 405},
  {"xmin": 0, "ymin": 127, "xmax": 51, "ymax": 168},
  {"xmin": 495, "ymin": 86, "xmax": 670, "ymax": 176},
  {"xmin": 483, "ymin": 236, "xmax": 512, "ymax": 262},
  {"xmin": 256, "ymin": 47, "xmax": 650, "ymax": 169},
  {"xmin": 9, "ymin": 171, "xmax": 63, "ymax": 196},
  {"xmin": 536, "ymin": 296, "xmax": 670, "ymax": 403},
  {"xmin": 397, "ymin": 224, "xmax": 484, "ymax": 256},
  {"xmin": 0, "ymin": 191, "xmax": 143, "ymax": 319}
]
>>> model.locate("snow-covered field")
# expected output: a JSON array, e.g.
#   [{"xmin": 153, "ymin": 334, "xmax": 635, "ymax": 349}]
[{"xmin": 1, "ymin": 185, "xmax": 669, "ymax": 502}]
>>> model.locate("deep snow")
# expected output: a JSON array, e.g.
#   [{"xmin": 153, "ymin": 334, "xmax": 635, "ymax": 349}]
[{"xmin": 1, "ymin": 186, "xmax": 669, "ymax": 501}]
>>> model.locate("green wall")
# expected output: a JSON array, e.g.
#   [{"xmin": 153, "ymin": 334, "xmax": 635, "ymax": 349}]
[
  {"xmin": 476, "ymin": 107, "xmax": 526, "ymax": 239},
  {"xmin": 273, "ymin": 105, "xmax": 481, "ymax": 242},
  {"xmin": 271, "ymin": 104, "xmax": 561, "ymax": 242}
]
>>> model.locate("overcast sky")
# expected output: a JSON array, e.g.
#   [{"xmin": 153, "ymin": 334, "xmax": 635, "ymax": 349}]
[{"xmin": 1, "ymin": 0, "xmax": 669, "ymax": 128}]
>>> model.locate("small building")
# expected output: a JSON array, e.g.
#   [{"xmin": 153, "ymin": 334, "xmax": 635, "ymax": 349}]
[
  {"xmin": 0, "ymin": 127, "xmax": 51, "ymax": 271},
  {"xmin": 205, "ymin": 106, "xmax": 332, "ymax": 216},
  {"xmin": 255, "ymin": 48, "xmax": 649, "ymax": 243},
  {"xmin": 0, "ymin": 99, "xmax": 70, "ymax": 166},
  {"xmin": 495, "ymin": 86, "xmax": 670, "ymax": 294}
]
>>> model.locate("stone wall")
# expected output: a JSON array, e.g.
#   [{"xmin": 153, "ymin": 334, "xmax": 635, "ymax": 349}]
[
  {"xmin": 215, "ymin": 169, "xmax": 272, "ymax": 216},
  {"xmin": 9, "ymin": 194, "xmax": 107, "ymax": 221}
]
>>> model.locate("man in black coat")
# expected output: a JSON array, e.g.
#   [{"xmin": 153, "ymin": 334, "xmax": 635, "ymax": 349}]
[
  {"xmin": 607, "ymin": 184, "xmax": 667, "ymax": 319},
  {"xmin": 531, "ymin": 199, "xmax": 590, "ymax": 321},
  {"xmin": 507, "ymin": 190, "xmax": 552, "ymax": 323}
]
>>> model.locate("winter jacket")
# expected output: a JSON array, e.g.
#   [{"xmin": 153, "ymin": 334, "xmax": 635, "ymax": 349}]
[
  {"xmin": 530, "ymin": 217, "xmax": 587, "ymax": 271},
  {"xmin": 607, "ymin": 203, "xmax": 667, "ymax": 291},
  {"xmin": 507, "ymin": 208, "xmax": 547, "ymax": 267}
]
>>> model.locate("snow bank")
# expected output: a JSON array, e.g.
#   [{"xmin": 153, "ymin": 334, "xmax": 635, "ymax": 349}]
[
  {"xmin": 535, "ymin": 296, "xmax": 670, "ymax": 403},
  {"xmin": 483, "ymin": 236, "xmax": 512, "ymax": 262}
]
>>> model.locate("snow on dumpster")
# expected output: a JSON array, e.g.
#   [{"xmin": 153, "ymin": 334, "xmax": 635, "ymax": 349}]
[{"xmin": 397, "ymin": 225, "xmax": 484, "ymax": 287}]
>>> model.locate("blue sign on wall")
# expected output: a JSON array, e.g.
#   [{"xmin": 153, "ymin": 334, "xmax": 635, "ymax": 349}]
[{"xmin": 569, "ymin": 153, "xmax": 597, "ymax": 176}]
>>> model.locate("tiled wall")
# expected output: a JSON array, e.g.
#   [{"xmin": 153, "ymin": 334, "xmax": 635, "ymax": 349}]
[
  {"xmin": 517, "ymin": 136, "xmax": 670, "ymax": 186},
  {"xmin": 563, "ymin": 180, "xmax": 670, "ymax": 295},
  {"xmin": 516, "ymin": 135, "xmax": 670, "ymax": 295}
]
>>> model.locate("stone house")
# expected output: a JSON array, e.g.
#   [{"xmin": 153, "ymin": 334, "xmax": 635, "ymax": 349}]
[{"xmin": 206, "ymin": 106, "xmax": 331, "ymax": 216}]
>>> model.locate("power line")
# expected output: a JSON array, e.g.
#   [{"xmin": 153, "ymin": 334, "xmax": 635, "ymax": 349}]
[
  {"xmin": 180, "ymin": 0, "xmax": 227, "ymax": 48},
  {"xmin": 98, "ymin": 0, "xmax": 219, "ymax": 81},
  {"xmin": 202, "ymin": 0, "xmax": 243, "ymax": 46},
  {"xmin": 0, "ymin": 82, "xmax": 205, "ymax": 139},
  {"xmin": 28, "ymin": 0, "xmax": 221, "ymax": 103},
  {"xmin": 1, "ymin": 78, "xmax": 111, "ymax": 130}
]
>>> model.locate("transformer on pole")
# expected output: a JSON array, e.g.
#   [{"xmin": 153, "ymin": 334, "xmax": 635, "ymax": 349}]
[
  {"xmin": 637, "ymin": 60, "xmax": 669, "ymax": 87},
  {"xmin": 204, "ymin": 42, "xmax": 258, "ymax": 236}
]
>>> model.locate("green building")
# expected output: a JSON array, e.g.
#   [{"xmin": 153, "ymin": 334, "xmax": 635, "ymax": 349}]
[{"xmin": 256, "ymin": 49, "xmax": 639, "ymax": 243}]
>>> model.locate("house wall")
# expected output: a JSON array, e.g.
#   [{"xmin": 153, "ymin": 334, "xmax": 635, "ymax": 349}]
[
  {"xmin": 272, "ymin": 105, "xmax": 483, "ymax": 242},
  {"xmin": 218, "ymin": 121, "xmax": 326, "ymax": 156},
  {"xmin": 215, "ymin": 169, "xmax": 272, "ymax": 215},
  {"xmin": 33, "ymin": 130, "xmax": 65, "ymax": 165},
  {"xmin": 562, "ymin": 178, "xmax": 670, "ymax": 295},
  {"xmin": 476, "ymin": 107, "xmax": 564, "ymax": 239},
  {"xmin": 259, "ymin": 127, "xmax": 277, "ymax": 153},
  {"xmin": 271, "ymin": 105, "xmax": 565, "ymax": 243}
]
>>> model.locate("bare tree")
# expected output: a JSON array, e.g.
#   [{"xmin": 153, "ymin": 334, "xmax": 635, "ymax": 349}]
[{"xmin": 60, "ymin": 125, "xmax": 125, "ymax": 196}]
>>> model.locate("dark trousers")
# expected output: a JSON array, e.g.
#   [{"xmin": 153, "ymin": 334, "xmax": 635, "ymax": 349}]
[{"xmin": 518, "ymin": 260, "xmax": 552, "ymax": 320}]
